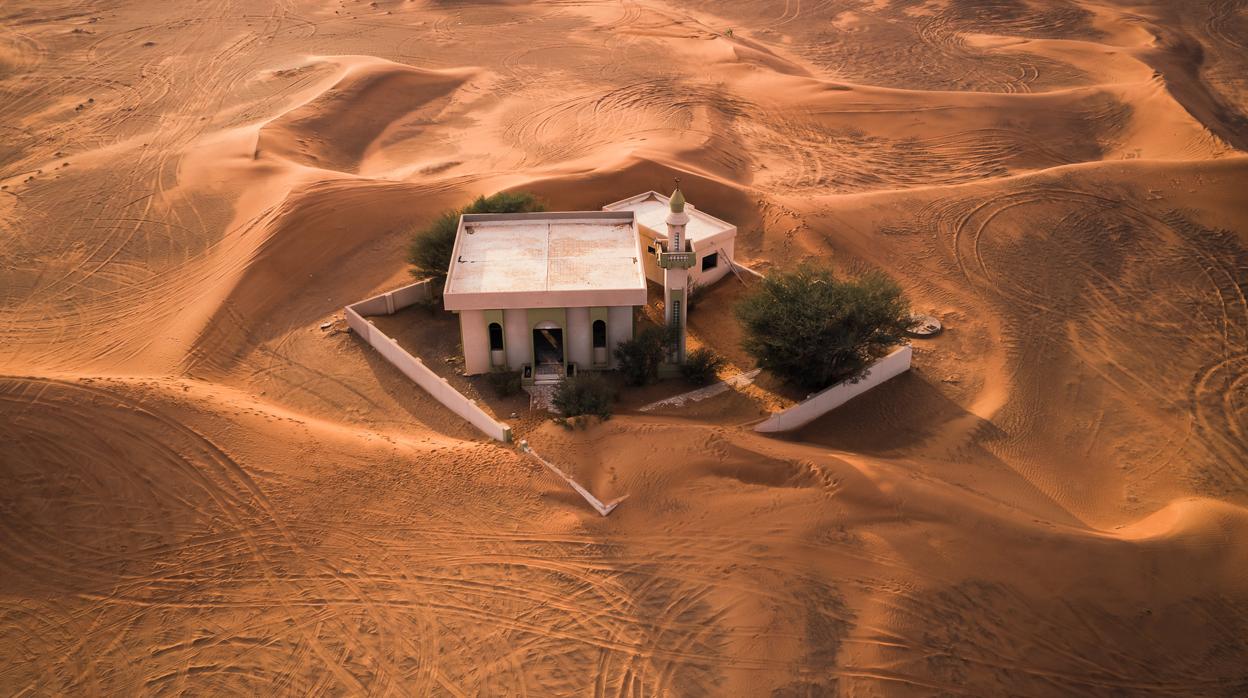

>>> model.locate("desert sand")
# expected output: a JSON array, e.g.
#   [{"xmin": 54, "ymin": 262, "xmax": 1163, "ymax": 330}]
[{"xmin": 2, "ymin": 0, "xmax": 1247, "ymax": 694}]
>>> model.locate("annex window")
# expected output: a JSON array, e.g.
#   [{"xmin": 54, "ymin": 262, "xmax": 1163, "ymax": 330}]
[
  {"xmin": 592, "ymin": 319, "xmax": 607, "ymax": 348},
  {"xmin": 701, "ymin": 251, "xmax": 719, "ymax": 272},
  {"xmin": 646, "ymin": 244, "xmax": 656, "ymax": 255},
  {"xmin": 488, "ymin": 322, "xmax": 504, "ymax": 351}
]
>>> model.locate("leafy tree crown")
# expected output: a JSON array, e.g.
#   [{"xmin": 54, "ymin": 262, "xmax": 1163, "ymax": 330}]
[{"xmin": 735, "ymin": 263, "xmax": 909, "ymax": 392}]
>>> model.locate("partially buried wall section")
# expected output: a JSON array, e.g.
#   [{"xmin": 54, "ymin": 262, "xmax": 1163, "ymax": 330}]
[
  {"xmin": 345, "ymin": 279, "xmax": 511, "ymax": 442},
  {"xmin": 754, "ymin": 345, "xmax": 912, "ymax": 433}
]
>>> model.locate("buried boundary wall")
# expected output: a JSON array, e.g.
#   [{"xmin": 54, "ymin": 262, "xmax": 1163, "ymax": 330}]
[
  {"xmin": 754, "ymin": 345, "xmax": 913, "ymax": 433},
  {"xmin": 345, "ymin": 279, "xmax": 511, "ymax": 442}
]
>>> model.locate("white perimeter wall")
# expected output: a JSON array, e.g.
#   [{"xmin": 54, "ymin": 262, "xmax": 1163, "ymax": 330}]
[
  {"xmin": 345, "ymin": 279, "xmax": 511, "ymax": 442},
  {"xmin": 754, "ymin": 345, "xmax": 912, "ymax": 433}
]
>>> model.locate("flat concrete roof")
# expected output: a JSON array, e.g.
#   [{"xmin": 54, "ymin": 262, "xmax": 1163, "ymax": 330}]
[
  {"xmin": 443, "ymin": 211, "xmax": 647, "ymax": 311},
  {"xmin": 602, "ymin": 191, "xmax": 736, "ymax": 248}
]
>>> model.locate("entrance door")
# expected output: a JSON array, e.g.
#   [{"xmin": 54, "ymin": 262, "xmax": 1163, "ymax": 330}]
[{"xmin": 533, "ymin": 327, "xmax": 564, "ymax": 378}]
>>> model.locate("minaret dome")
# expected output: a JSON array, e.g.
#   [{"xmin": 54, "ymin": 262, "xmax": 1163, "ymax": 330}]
[{"xmin": 669, "ymin": 184, "xmax": 686, "ymax": 213}]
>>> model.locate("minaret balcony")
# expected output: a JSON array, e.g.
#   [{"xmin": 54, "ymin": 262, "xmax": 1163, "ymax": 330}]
[{"xmin": 658, "ymin": 251, "xmax": 696, "ymax": 269}]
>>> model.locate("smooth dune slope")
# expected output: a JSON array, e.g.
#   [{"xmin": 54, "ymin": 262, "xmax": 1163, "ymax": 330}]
[{"xmin": 1, "ymin": 0, "xmax": 1247, "ymax": 694}]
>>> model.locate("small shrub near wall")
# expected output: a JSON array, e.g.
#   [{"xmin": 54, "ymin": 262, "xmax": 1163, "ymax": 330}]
[
  {"xmin": 553, "ymin": 372, "xmax": 615, "ymax": 422},
  {"xmin": 486, "ymin": 368, "xmax": 522, "ymax": 397},
  {"xmin": 680, "ymin": 347, "xmax": 726, "ymax": 386},
  {"xmin": 613, "ymin": 326, "xmax": 673, "ymax": 386}
]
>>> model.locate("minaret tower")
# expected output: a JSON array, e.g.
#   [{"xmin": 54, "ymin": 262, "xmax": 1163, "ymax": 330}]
[{"xmin": 658, "ymin": 178, "xmax": 695, "ymax": 363}]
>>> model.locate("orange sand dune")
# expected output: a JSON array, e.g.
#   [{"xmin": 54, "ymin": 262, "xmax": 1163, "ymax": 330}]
[{"xmin": 2, "ymin": 0, "xmax": 1247, "ymax": 694}]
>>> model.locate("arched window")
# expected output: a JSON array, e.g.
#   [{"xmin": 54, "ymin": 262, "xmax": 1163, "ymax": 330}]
[
  {"xmin": 592, "ymin": 319, "xmax": 607, "ymax": 348},
  {"xmin": 488, "ymin": 322, "xmax": 504, "ymax": 351}
]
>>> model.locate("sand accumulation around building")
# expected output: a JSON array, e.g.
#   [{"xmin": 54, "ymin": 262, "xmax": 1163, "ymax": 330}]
[{"xmin": 2, "ymin": 0, "xmax": 1247, "ymax": 694}]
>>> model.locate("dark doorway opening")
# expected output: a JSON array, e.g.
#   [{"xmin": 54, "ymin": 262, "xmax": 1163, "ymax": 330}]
[
  {"xmin": 533, "ymin": 328, "xmax": 564, "ymax": 367},
  {"xmin": 592, "ymin": 319, "xmax": 607, "ymax": 348}
]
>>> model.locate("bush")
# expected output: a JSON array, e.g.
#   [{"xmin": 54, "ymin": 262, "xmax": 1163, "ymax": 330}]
[
  {"xmin": 735, "ymin": 263, "xmax": 909, "ymax": 392},
  {"xmin": 486, "ymin": 368, "xmax": 522, "ymax": 397},
  {"xmin": 407, "ymin": 191, "xmax": 545, "ymax": 283},
  {"xmin": 680, "ymin": 347, "xmax": 726, "ymax": 386},
  {"xmin": 552, "ymin": 372, "xmax": 615, "ymax": 420},
  {"xmin": 613, "ymin": 325, "xmax": 673, "ymax": 386}
]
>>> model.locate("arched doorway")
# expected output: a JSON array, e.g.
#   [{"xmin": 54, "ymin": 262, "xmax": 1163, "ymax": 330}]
[{"xmin": 533, "ymin": 320, "xmax": 564, "ymax": 380}]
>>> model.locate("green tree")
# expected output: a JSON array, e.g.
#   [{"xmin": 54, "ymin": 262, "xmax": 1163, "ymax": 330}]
[
  {"xmin": 407, "ymin": 191, "xmax": 545, "ymax": 283},
  {"xmin": 735, "ymin": 263, "xmax": 909, "ymax": 392}
]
